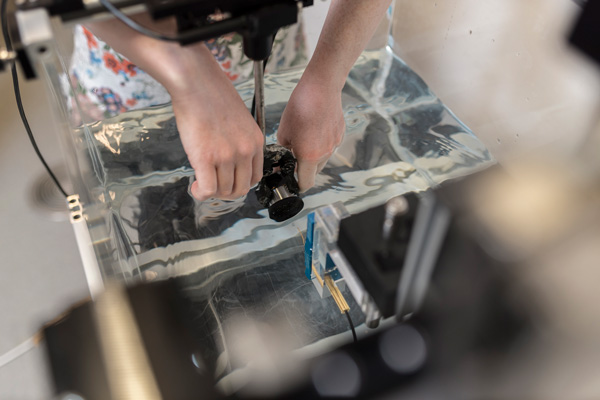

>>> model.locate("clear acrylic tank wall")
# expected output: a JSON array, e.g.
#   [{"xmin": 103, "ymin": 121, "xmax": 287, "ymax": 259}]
[{"xmin": 32, "ymin": 0, "xmax": 599, "ymax": 391}]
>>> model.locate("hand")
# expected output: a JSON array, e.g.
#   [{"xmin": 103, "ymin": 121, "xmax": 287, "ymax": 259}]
[
  {"xmin": 277, "ymin": 80, "xmax": 345, "ymax": 192},
  {"xmin": 83, "ymin": 25, "xmax": 264, "ymax": 202},
  {"xmin": 169, "ymin": 51, "xmax": 264, "ymax": 201},
  {"xmin": 87, "ymin": 0, "xmax": 390, "ymax": 198}
]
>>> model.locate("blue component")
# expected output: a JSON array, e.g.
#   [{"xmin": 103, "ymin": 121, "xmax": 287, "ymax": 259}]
[
  {"xmin": 304, "ymin": 212, "xmax": 316, "ymax": 280},
  {"xmin": 329, "ymin": 268, "xmax": 342, "ymax": 281},
  {"xmin": 325, "ymin": 254, "xmax": 342, "ymax": 281},
  {"xmin": 306, "ymin": 212, "xmax": 315, "ymax": 243},
  {"xmin": 325, "ymin": 254, "xmax": 336, "ymax": 271},
  {"xmin": 304, "ymin": 238, "xmax": 313, "ymax": 280}
]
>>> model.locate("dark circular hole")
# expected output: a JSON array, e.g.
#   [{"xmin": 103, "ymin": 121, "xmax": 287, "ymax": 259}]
[
  {"xmin": 38, "ymin": 46, "xmax": 47, "ymax": 54},
  {"xmin": 68, "ymin": 198, "xmax": 77, "ymax": 204},
  {"xmin": 73, "ymin": 214, "xmax": 81, "ymax": 220}
]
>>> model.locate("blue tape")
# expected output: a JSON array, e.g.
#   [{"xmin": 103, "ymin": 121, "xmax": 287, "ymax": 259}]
[
  {"xmin": 304, "ymin": 212, "xmax": 316, "ymax": 280},
  {"xmin": 304, "ymin": 239, "xmax": 313, "ymax": 280},
  {"xmin": 325, "ymin": 254, "xmax": 342, "ymax": 281},
  {"xmin": 306, "ymin": 212, "xmax": 315, "ymax": 243}
]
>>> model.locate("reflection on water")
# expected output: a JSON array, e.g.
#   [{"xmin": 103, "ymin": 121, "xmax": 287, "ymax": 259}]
[{"xmin": 78, "ymin": 47, "xmax": 493, "ymax": 382}]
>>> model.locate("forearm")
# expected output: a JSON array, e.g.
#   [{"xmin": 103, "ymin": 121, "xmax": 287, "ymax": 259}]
[
  {"xmin": 87, "ymin": 16, "xmax": 265, "ymax": 201},
  {"xmin": 303, "ymin": 0, "xmax": 392, "ymax": 91},
  {"xmin": 85, "ymin": 15, "xmax": 223, "ymax": 97}
]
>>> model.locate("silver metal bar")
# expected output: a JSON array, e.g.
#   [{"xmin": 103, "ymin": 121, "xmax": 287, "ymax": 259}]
[
  {"xmin": 253, "ymin": 60, "xmax": 266, "ymax": 149},
  {"xmin": 395, "ymin": 192, "xmax": 450, "ymax": 319}
]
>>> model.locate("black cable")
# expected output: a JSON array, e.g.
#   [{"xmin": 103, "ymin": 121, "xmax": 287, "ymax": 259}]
[
  {"xmin": 0, "ymin": 0, "xmax": 9, "ymax": 52},
  {"xmin": 98, "ymin": 0, "xmax": 254, "ymax": 47},
  {"xmin": 10, "ymin": 65, "xmax": 69, "ymax": 197},
  {"xmin": 97, "ymin": 0, "xmax": 275, "ymax": 120},
  {"xmin": 345, "ymin": 310, "xmax": 358, "ymax": 344},
  {"xmin": 97, "ymin": 0, "xmax": 180, "ymax": 42},
  {"xmin": 99, "ymin": 0, "xmax": 270, "ymax": 120},
  {"xmin": 2, "ymin": 0, "xmax": 69, "ymax": 198}
]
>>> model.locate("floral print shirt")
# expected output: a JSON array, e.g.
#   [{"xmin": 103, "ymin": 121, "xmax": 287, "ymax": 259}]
[{"xmin": 67, "ymin": 22, "xmax": 307, "ymax": 123}]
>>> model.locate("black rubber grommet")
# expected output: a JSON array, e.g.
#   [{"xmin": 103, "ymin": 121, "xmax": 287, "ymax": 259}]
[{"xmin": 268, "ymin": 196, "xmax": 304, "ymax": 222}]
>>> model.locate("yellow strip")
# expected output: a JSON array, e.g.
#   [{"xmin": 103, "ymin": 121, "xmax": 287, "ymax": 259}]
[
  {"xmin": 324, "ymin": 274, "xmax": 350, "ymax": 314},
  {"xmin": 312, "ymin": 263, "xmax": 324, "ymax": 287}
]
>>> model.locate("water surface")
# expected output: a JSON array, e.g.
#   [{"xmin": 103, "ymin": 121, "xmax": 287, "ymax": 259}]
[{"xmin": 77, "ymin": 47, "xmax": 494, "ymax": 383}]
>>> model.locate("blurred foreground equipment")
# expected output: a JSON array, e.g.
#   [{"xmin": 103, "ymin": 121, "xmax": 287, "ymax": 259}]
[
  {"xmin": 44, "ymin": 162, "xmax": 600, "ymax": 399},
  {"xmin": 44, "ymin": 281, "xmax": 219, "ymax": 400}
]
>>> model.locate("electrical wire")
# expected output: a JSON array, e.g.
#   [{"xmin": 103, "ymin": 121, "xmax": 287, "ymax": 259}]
[
  {"xmin": 97, "ymin": 0, "xmax": 180, "ymax": 42},
  {"xmin": 0, "ymin": 295, "xmax": 90, "ymax": 370},
  {"xmin": 98, "ymin": 0, "xmax": 274, "ymax": 122},
  {"xmin": 0, "ymin": 335, "xmax": 39, "ymax": 369},
  {"xmin": 98, "ymin": 0, "xmax": 260, "ymax": 49},
  {"xmin": 0, "ymin": 0, "xmax": 11, "ymax": 50},
  {"xmin": 0, "ymin": 294, "xmax": 92, "ymax": 370},
  {"xmin": 345, "ymin": 310, "xmax": 358, "ymax": 344},
  {"xmin": 0, "ymin": 0, "xmax": 67, "ymax": 366},
  {"xmin": 9, "ymin": 65, "xmax": 69, "ymax": 197},
  {"xmin": 1, "ymin": 0, "xmax": 69, "ymax": 198}
]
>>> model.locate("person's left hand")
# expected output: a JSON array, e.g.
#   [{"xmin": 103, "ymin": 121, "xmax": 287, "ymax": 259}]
[{"xmin": 277, "ymin": 79, "xmax": 345, "ymax": 192}]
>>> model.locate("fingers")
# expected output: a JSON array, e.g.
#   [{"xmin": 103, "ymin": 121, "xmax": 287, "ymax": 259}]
[
  {"xmin": 296, "ymin": 158, "xmax": 320, "ymax": 193},
  {"xmin": 191, "ymin": 157, "xmax": 263, "ymax": 201},
  {"xmin": 172, "ymin": 69, "xmax": 266, "ymax": 202},
  {"xmin": 228, "ymin": 163, "xmax": 252, "ymax": 200},
  {"xmin": 316, "ymin": 158, "xmax": 328, "ymax": 175},
  {"xmin": 191, "ymin": 164, "xmax": 217, "ymax": 201},
  {"xmin": 216, "ymin": 163, "xmax": 235, "ymax": 197},
  {"xmin": 251, "ymin": 154, "xmax": 263, "ymax": 186}
]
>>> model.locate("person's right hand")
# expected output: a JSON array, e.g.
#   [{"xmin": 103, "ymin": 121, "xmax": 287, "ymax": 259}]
[
  {"xmin": 168, "ymin": 47, "xmax": 264, "ymax": 201},
  {"xmin": 83, "ymin": 21, "xmax": 264, "ymax": 201}
]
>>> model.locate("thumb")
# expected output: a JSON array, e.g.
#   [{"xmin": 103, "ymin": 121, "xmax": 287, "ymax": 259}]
[{"xmin": 277, "ymin": 130, "xmax": 292, "ymax": 148}]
